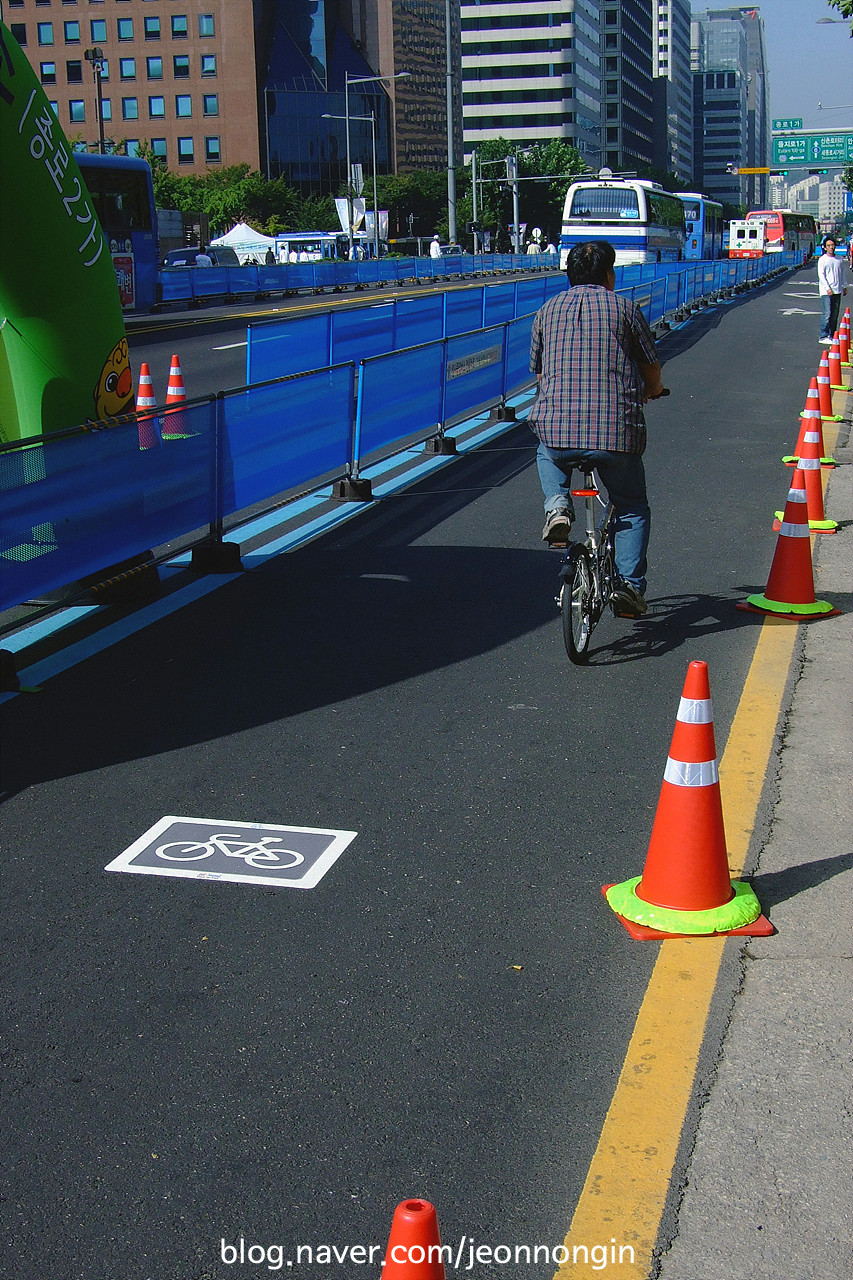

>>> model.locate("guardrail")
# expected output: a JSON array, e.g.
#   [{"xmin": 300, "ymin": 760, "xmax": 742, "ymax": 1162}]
[
  {"xmin": 158, "ymin": 251, "xmax": 558, "ymax": 308},
  {"xmin": 0, "ymin": 252, "xmax": 799, "ymax": 617}
]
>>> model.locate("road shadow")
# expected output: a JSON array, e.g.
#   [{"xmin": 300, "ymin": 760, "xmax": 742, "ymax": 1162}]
[{"xmin": 752, "ymin": 851, "xmax": 853, "ymax": 910}]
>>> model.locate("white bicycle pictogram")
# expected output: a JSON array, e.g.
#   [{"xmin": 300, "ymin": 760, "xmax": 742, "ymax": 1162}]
[{"xmin": 155, "ymin": 832, "xmax": 305, "ymax": 869}]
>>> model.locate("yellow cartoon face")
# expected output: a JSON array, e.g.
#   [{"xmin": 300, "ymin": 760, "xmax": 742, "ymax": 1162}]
[{"xmin": 93, "ymin": 337, "xmax": 134, "ymax": 420}]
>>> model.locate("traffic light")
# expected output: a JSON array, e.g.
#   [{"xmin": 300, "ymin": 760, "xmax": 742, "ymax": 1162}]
[{"xmin": 808, "ymin": 168, "xmax": 828, "ymax": 175}]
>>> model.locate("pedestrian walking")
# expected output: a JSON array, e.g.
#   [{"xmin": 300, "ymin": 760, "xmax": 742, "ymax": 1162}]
[{"xmin": 817, "ymin": 237, "xmax": 848, "ymax": 344}]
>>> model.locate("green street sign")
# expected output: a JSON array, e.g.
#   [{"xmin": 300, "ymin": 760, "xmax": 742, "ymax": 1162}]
[
  {"xmin": 772, "ymin": 118, "xmax": 803, "ymax": 131},
  {"xmin": 772, "ymin": 132, "xmax": 853, "ymax": 166}
]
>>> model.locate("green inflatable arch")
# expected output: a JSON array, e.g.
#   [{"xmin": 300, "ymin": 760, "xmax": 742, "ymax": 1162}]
[{"xmin": 0, "ymin": 22, "xmax": 134, "ymax": 443}]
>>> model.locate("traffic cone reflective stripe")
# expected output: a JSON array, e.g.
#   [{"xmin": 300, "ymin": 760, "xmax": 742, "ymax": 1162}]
[
  {"xmin": 135, "ymin": 362, "xmax": 159, "ymax": 450},
  {"xmin": 744, "ymin": 469, "xmax": 836, "ymax": 617},
  {"xmin": 161, "ymin": 353, "xmax": 194, "ymax": 440},
  {"xmin": 603, "ymin": 661, "xmax": 771, "ymax": 938},
  {"xmin": 382, "ymin": 1200, "xmax": 446, "ymax": 1279}
]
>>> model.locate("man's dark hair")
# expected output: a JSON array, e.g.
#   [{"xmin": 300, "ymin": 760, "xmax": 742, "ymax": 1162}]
[{"xmin": 567, "ymin": 240, "xmax": 616, "ymax": 286}]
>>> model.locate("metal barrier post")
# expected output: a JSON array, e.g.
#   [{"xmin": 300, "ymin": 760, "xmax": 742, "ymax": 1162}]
[{"xmin": 191, "ymin": 393, "xmax": 242, "ymax": 572}]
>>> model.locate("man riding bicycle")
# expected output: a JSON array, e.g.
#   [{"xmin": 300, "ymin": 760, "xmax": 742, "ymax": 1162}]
[{"xmin": 528, "ymin": 239, "xmax": 666, "ymax": 618}]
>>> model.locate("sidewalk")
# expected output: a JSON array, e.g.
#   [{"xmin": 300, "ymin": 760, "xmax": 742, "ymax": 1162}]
[{"xmin": 656, "ymin": 388, "xmax": 853, "ymax": 1279}]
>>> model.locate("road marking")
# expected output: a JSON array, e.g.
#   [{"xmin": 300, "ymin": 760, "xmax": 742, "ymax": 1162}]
[
  {"xmin": 556, "ymin": 421, "xmax": 842, "ymax": 1279},
  {"xmin": 211, "ymin": 341, "xmax": 248, "ymax": 350}
]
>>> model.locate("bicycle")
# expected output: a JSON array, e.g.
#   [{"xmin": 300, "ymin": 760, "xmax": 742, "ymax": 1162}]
[
  {"xmin": 155, "ymin": 833, "xmax": 305, "ymax": 870},
  {"xmin": 554, "ymin": 470, "xmax": 619, "ymax": 664}
]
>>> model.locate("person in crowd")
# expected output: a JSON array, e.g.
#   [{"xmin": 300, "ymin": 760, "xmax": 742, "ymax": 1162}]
[
  {"xmin": 429, "ymin": 235, "xmax": 442, "ymax": 259},
  {"xmin": 194, "ymin": 246, "xmax": 213, "ymax": 267},
  {"xmin": 817, "ymin": 237, "xmax": 848, "ymax": 345},
  {"xmin": 527, "ymin": 240, "xmax": 667, "ymax": 618}
]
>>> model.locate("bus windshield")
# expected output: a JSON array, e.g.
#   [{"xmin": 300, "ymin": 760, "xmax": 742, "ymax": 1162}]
[
  {"xmin": 80, "ymin": 165, "xmax": 154, "ymax": 235},
  {"xmin": 568, "ymin": 188, "xmax": 640, "ymax": 220}
]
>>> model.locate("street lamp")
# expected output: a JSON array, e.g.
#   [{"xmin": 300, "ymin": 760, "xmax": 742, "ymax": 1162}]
[
  {"xmin": 323, "ymin": 111, "xmax": 380, "ymax": 259},
  {"xmin": 83, "ymin": 47, "xmax": 106, "ymax": 155},
  {"xmin": 343, "ymin": 71, "xmax": 409, "ymax": 258}
]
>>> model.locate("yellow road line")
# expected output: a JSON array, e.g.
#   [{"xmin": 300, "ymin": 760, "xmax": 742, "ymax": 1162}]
[{"xmin": 549, "ymin": 412, "xmax": 848, "ymax": 1280}]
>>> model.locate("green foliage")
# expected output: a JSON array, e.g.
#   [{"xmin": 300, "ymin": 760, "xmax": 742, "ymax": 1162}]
[
  {"xmin": 841, "ymin": 165, "xmax": 853, "ymax": 195},
  {"xmin": 826, "ymin": 0, "xmax": 852, "ymax": 31},
  {"xmin": 464, "ymin": 137, "xmax": 588, "ymax": 246}
]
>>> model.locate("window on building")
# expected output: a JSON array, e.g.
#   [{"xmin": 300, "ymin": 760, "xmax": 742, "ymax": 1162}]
[
  {"xmin": 175, "ymin": 94, "xmax": 192, "ymax": 117},
  {"xmin": 202, "ymin": 94, "xmax": 218, "ymax": 116},
  {"xmin": 66, "ymin": 59, "xmax": 83, "ymax": 83},
  {"xmin": 205, "ymin": 136, "xmax": 221, "ymax": 163},
  {"xmin": 117, "ymin": 18, "xmax": 133, "ymax": 41},
  {"xmin": 119, "ymin": 58, "xmax": 136, "ymax": 79},
  {"xmin": 37, "ymin": 23, "xmax": 54, "ymax": 45},
  {"xmin": 144, "ymin": 16, "xmax": 160, "ymax": 40},
  {"xmin": 606, "ymin": 103, "xmax": 618, "ymax": 119},
  {"xmin": 10, "ymin": 24, "xmax": 27, "ymax": 46},
  {"xmin": 605, "ymin": 11, "xmax": 618, "ymax": 23},
  {"xmin": 605, "ymin": 33, "xmax": 617, "ymax": 48},
  {"xmin": 151, "ymin": 138, "xmax": 167, "ymax": 160},
  {"xmin": 90, "ymin": 19, "xmax": 107, "ymax": 42},
  {"xmin": 177, "ymin": 136, "xmax": 194, "ymax": 164},
  {"xmin": 122, "ymin": 97, "xmax": 139, "ymax": 120},
  {"xmin": 171, "ymin": 15, "xmax": 188, "ymax": 39},
  {"xmin": 101, "ymin": 98, "xmax": 112, "ymax": 121},
  {"xmin": 200, "ymin": 54, "xmax": 217, "ymax": 77},
  {"xmin": 40, "ymin": 62, "xmax": 57, "ymax": 84},
  {"xmin": 198, "ymin": 14, "xmax": 215, "ymax": 37},
  {"xmin": 69, "ymin": 100, "xmax": 85, "ymax": 122},
  {"xmin": 148, "ymin": 96, "xmax": 165, "ymax": 118},
  {"xmin": 64, "ymin": 21, "xmax": 80, "ymax": 42},
  {"xmin": 147, "ymin": 57, "xmax": 163, "ymax": 79},
  {"xmin": 606, "ymin": 80, "xmax": 617, "ymax": 94},
  {"xmin": 173, "ymin": 55, "xmax": 190, "ymax": 78}
]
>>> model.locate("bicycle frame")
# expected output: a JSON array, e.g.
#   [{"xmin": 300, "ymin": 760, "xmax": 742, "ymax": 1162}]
[{"xmin": 557, "ymin": 468, "xmax": 617, "ymax": 663}]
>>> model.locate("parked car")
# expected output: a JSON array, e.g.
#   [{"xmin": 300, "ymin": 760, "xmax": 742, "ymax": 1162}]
[
  {"xmin": 163, "ymin": 246, "xmax": 240, "ymax": 268},
  {"xmin": 439, "ymin": 244, "xmax": 464, "ymax": 256}
]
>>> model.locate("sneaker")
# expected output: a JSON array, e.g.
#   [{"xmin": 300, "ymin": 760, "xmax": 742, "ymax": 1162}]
[
  {"xmin": 611, "ymin": 581, "xmax": 648, "ymax": 618},
  {"xmin": 541, "ymin": 509, "xmax": 572, "ymax": 545},
  {"xmin": 818, "ymin": 337, "xmax": 832, "ymax": 345}
]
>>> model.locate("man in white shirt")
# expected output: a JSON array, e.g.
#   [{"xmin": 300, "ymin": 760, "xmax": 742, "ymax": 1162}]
[
  {"xmin": 429, "ymin": 235, "xmax": 442, "ymax": 259},
  {"xmin": 817, "ymin": 239, "xmax": 848, "ymax": 344}
]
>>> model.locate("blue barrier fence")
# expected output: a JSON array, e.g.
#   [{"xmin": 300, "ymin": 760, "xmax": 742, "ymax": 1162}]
[
  {"xmin": 158, "ymin": 252, "xmax": 558, "ymax": 308},
  {"xmin": 0, "ymin": 253, "xmax": 797, "ymax": 614}
]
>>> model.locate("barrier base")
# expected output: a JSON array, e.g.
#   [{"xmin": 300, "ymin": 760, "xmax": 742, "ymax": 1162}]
[
  {"xmin": 602, "ymin": 886, "xmax": 775, "ymax": 939},
  {"xmin": 0, "ymin": 649, "xmax": 20, "ymax": 693},
  {"xmin": 333, "ymin": 476, "xmax": 373, "ymax": 502},
  {"xmin": 487, "ymin": 403, "xmax": 517, "ymax": 423},
  {"xmin": 424, "ymin": 434, "xmax": 458, "ymax": 455},
  {"xmin": 191, "ymin": 540, "xmax": 243, "ymax": 574}
]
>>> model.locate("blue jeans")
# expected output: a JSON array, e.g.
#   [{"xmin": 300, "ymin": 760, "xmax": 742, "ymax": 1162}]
[
  {"xmin": 537, "ymin": 444, "xmax": 650, "ymax": 593},
  {"xmin": 820, "ymin": 292, "xmax": 841, "ymax": 340}
]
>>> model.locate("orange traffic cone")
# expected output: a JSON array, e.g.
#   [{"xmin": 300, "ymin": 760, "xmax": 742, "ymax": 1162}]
[
  {"xmin": 603, "ymin": 661, "xmax": 772, "ymax": 939},
  {"xmin": 161, "ymin": 353, "xmax": 194, "ymax": 440},
  {"xmin": 782, "ymin": 378, "xmax": 834, "ymax": 467},
  {"xmin": 382, "ymin": 1200, "xmax": 446, "ymax": 1279},
  {"xmin": 135, "ymin": 362, "xmax": 159, "ymax": 450},
  {"xmin": 739, "ymin": 468, "xmax": 837, "ymax": 619},
  {"xmin": 816, "ymin": 352, "xmax": 841, "ymax": 422},
  {"xmin": 828, "ymin": 333, "xmax": 844, "ymax": 390},
  {"xmin": 839, "ymin": 314, "xmax": 850, "ymax": 366},
  {"xmin": 774, "ymin": 427, "xmax": 837, "ymax": 533}
]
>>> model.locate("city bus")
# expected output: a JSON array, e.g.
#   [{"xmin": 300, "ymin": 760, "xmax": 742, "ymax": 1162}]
[
  {"xmin": 744, "ymin": 210, "xmax": 817, "ymax": 256},
  {"xmin": 676, "ymin": 192, "xmax": 724, "ymax": 260},
  {"xmin": 76, "ymin": 152, "xmax": 158, "ymax": 311},
  {"xmin": 560, "ymin": 171, "xmax": 686, "ymax": 268}
]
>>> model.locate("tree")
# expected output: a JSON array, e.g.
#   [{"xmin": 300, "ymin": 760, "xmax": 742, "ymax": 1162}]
[
  {"xmin": 841, "ymin": 165, "xmax": 853, "ymax": 194},
  {"xmin": 461, "ymin": 137, "xmax": 588, "ymax": 248},
  {"xmin": 825, "ymin": 0, "xmax": 853, "ymax": 33}
]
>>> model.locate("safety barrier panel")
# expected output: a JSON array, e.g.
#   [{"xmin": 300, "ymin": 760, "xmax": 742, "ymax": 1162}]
[
  {"xmin": 157, "ymin": 251, "xmax": 557, "ymax": 308},
  {"xmin": 246, "ymin": 274, "xmax": 568, "ymax": 385},
  {"xmin": 0, "ymin": 252, "xmax": 798, "ymax": 614}
]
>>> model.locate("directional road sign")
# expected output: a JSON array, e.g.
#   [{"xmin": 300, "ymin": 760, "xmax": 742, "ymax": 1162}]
[
  {"xmin": 772, "ymin": 118, "xmax": 803, "ymax": 132},
  {"xmin": 772, "ymin": 133, "xmax": 853, "ymax": 166}
]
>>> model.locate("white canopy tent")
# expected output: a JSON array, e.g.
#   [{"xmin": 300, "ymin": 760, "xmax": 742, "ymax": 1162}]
[{"xmin": 210, "ymin": 222, "xmax": 277, "ymax": 264}]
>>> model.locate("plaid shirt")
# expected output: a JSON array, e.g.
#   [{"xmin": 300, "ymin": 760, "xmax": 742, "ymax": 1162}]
[{"xmin": 528, "ymin": 285, "xmax": 659, "ymax": 453}]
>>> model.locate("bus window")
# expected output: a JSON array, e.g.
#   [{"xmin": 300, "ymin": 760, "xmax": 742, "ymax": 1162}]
[{"xmin": 569, "ymin": 188, "xmax": 640, "ymax": 220}]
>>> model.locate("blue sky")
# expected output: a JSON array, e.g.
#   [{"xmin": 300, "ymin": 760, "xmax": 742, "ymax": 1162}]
[{"xmin": 757, "ymin": 0, "xmax": 853, "ymax": 131}]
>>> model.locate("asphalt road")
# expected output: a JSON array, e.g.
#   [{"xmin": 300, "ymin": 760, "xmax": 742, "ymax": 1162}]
[{"xmin": 1, "ymin": 268, "xmax": 818, "ymax": 1279}]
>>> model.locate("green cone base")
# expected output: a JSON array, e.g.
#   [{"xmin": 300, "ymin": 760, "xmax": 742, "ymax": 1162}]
[
  {"xmin": 773, "ymin": 512, "xmax": 837, "ymax": 532},
  {"xmin": 782, "ymin": 456, "xmax": 836, "ymax": 467},
  {"xmin": 739, "ymin": 595, "xmax": 837, "ymax": 618},
  {"xmin": 604, "ymin": 877, "xmax": 770, "ymax": 937}
]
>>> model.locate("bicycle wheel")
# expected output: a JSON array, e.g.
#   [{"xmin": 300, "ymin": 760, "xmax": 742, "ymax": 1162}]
[
  {"xmin": 155, "ymin": 841, "xmax": 212, "ymax": 862},
  {"xmin": 561, "ymin": 544, "xmax": 594, "ymax": 664}
]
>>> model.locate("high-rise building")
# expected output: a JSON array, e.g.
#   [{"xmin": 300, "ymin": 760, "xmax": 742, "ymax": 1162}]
[
  {"xmin": 691, "ymin": 7, "xmax": 757, "ymax": 206},
  {"xmin": 652, "ymin": 0, "xmax": 692, "ymax": 184},
  {"xmin": 4, "ymin": 0, "xmax": 459, "ymax": 194},
  {"xmin": 737, "ymin": 5, "xmax": 770, "ymax": 208},
  {"xmin": 460, "ymin": 0, "xmax": 602, "ymax": 166},
  {"xmin": 601, "ymin": 0, "xmax": 654, "ymax": 174}
]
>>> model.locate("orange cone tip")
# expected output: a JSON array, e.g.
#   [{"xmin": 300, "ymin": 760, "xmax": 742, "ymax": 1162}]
[{"xmin": 383, "ymin": 1200, "xmax": 446, "ymax": 1279}]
